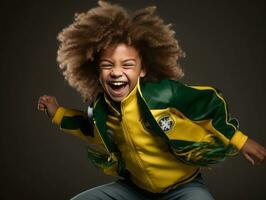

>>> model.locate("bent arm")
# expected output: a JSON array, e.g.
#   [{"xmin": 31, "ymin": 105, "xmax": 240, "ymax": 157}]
[
  {"xmin": 173, "ymin": 81, "xmax": 248, "ymax": 151},
  {"xmin": 52, "ymin": 107, "xmax": 94, "ymax": 142}
]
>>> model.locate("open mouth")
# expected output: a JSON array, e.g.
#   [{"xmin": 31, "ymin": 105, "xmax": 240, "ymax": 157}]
[{"xmin": 108, "ymin": 81, "xmax": 128, "ymax": 91}]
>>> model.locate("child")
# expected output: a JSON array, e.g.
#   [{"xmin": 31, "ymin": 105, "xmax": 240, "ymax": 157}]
[{"xmin": 38, "ymin": 1, "xmax": 265, "ymax": 199}]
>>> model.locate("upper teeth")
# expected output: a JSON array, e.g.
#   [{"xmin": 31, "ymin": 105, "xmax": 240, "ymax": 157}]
[{"xmin": 111, "ymin": 82, "xmax": 125, "ymax": 86}]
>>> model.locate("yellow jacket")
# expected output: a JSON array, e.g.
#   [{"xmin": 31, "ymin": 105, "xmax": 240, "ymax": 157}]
[{"xmin": 52, "ymin": 79, "xmax": 248, "ymax": 193}]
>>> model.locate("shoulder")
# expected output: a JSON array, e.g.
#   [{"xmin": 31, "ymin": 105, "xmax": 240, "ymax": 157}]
[
  {"xmin": 139, "ymin": 79, "xmax": 182, "ymax": 108},
  {"xmin": 140, "ymin": 79, "xmax": 182, "ymax": 90},
  {"xmin": 139, "ymin": 78, "xmax": 223, "ymax": 109}
]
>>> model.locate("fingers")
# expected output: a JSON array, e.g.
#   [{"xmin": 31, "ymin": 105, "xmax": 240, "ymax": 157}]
[
  {"xmin": 243, "ymin": 152, "xmax": 255, "ymax": 165},
  {"xmin": 247, "ymin": 150, "xmax": 265, "ymax": 166},
  {"xmin": 37, "ymin": 95, "xmax": 56, "ymax": 111},
  {"xmin": 241, "ymin": 138, "xmax": 266, "ymax": 166},
  {"xmin": 37, "ymin": 102, "xmax": 46, "ymax": 111},
  {"xmin": 252, "ymin": 143, "xmax": 266, "ymax": 165},
  {"xmin": 37, "ymin": 95, "xmax": 47, "ymax": 111},
  {"xmin": 255, "ymin": 146, "xmax": 266, "ymax": 165},
  {"xmin": 38, "ymin": 95, "xmax": 54, "ymax": 104}
]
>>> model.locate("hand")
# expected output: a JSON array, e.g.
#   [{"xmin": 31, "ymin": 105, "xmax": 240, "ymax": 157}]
[
  {"xmin": 240, "ymin": 138, "xmax": 266, "ymax": 165},
  {"xmin": 37, "ymin": 95, "xmax": 59, "ymax": 119}
]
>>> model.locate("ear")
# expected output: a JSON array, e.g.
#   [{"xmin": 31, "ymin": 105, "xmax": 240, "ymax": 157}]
[{"xmin": 140, "ymin": 68, "xmax": 146, "ymax": 78}]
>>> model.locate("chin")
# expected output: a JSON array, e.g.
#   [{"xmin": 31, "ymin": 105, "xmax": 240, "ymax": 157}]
[
  {"xmin": 106, "ymin": 86, "xmax": 130, "ymax": 102},
  {"xmin": 109, "ymin": 95, "xmax": 126, "ymax": 102}
]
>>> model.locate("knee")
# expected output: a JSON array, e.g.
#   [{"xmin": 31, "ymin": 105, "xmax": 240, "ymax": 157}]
[
  {"xmin": 70, "ymin": 188, "xmax": 103, "ymax": 200},
  {"xmin": 182, "ymin": 187, "xmax": 215, "ymax": 200}
]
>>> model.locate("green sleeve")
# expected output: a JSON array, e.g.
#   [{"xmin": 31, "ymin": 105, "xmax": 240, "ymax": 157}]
[
  {"xmin": 172, "ymin": 81, "xmax": 248, "ymax": 150},
  {"xmin": 52, "ymin": 107, "xmax": 94, "ymax": 142}
]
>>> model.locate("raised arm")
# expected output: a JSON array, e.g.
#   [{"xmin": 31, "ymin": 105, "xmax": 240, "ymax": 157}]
[
  {"xmin": 37, "ymin": 95, "xmax": 94, "ymax": 142},
  {"xmin": 38, "ymin": 95, "xmax": 59, "ymax": 119}
]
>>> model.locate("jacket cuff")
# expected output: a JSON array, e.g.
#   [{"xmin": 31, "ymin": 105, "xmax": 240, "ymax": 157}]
[
  {"xmin": 229, "ymin": 130, "xmax": 248, "ymax": 151},
  {"xmin": 52, "ymin": 107, "xmax": 65, "ymax": 125}
]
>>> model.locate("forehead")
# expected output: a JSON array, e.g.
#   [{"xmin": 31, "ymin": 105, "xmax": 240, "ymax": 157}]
[{"xmin": 100, "ymin": 43, "xmax": 140, "ymax": 60}]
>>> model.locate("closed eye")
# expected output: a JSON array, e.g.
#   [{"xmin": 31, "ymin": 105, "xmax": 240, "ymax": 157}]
[
  {"xmin": 99, "ymin": 64, "xmax": 112, "ymax": 69},
  {"xmin": 123, "ymin": 63, "xmax": 134, "ymax": 68}
]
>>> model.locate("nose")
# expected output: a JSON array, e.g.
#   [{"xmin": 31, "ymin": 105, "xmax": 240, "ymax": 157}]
[{"xmin": 110, "ymin": 68, "xmax": 123, "ymax": 77}]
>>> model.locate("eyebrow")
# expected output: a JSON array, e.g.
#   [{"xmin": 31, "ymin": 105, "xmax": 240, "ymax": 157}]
[
  {"xmin": 99, "ymin": 59, "xmax": 112, "ymax": 62},
  {"xmin": 99, "ymin": 58, "xmax": 136, "ymax": 63},
  {"xmin": 122, "ymin": 58, "xmax": 136, "ymax": 62}
]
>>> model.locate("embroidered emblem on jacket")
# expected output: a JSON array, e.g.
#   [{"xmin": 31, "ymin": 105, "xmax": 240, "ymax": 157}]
[{"xmin": 158, "ymin": 115, "xmax": 174, "ymax": 132}]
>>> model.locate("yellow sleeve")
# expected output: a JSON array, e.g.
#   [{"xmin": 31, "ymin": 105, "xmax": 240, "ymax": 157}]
[
  {"xmin": 229, "ymin": 130, "xmax": 248, "ymax": 151},
  {"xmin": 51, "ymin": 107, "xmax": 96, "ymax": 143}
]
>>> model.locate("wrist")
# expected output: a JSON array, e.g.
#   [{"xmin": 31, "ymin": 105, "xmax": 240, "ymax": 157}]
[{"xmin": 52, "ymin": 107, "xmax": 65, "ymax": 125}]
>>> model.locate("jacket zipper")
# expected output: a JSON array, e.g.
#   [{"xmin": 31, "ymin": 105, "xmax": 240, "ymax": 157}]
[{"xmin": 120, "ymin": 107, "xmax": 154, "ymax": 190}]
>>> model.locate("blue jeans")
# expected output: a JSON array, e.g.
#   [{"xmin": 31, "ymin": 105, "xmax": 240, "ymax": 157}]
[{"xmin": 71, "ymin": 174, "xmax": 214, "ymax": 200}]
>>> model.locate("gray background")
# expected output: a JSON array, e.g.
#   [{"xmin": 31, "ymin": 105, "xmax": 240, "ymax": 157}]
[{"xmin": 1, "ymin": 0, "xmax": 265, "ymax": 199}]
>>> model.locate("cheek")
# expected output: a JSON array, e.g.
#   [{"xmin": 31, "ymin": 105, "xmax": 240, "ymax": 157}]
[
  {"xmin": 98, "ymin": 76, "xmax": 106, "ymax": 88},
  {"xmin": 126, "ymin": 73, "xmax": 139, "ymax": 86},
  {"xmin": 99, "ymin": 71, "xmax": 107, "ymax": 83}
]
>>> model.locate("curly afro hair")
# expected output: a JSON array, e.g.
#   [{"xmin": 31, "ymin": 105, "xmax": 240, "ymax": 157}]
[{"xmin": 57, "ymin": 1, "xmax": 185, "ymax": 102}]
